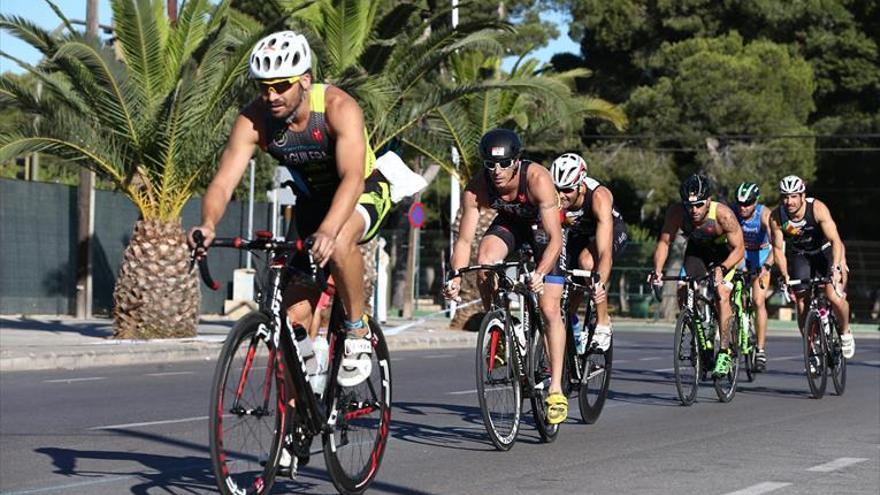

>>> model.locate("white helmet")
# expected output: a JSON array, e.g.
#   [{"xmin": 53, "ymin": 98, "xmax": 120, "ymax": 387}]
[
  {"xmin": 551, "ymin": 153, "xmax": 586, "ymax": 189},
  {"xmin": 779, "ymin": 175, "xmax": 806, "ymax": 194},
  {"xmin": 249, "ymin": 31, "xmax": 312, "ymax": 79}
]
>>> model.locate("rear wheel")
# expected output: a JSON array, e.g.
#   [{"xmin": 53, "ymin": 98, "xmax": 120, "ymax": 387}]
[
  {"xmin": 673, "ymin": 312, "xmax": 699, "ymax": 406},
  {"xmin": 475, "ymin": 310, "xmax": 522, "ymax": 451},
  {"xmin": 742, "ymin": 315, "xmax": 757, "ymax": 382},
  {"xmin": 713, "ymin": 318, "xmax": 740, "ymax": 403},
  {"xmin": 578, "ymin": 339, "xmax": 612, "ymax": 424},
  {"xmin": 530, "ymin": 327, "xmax": 560, "ymax": 442},
  {"xmin": 324, "ymin": 318, "xmax": 393, "ymax": 495},
  {"xmin": 803, "ymin": 311, "xmax": 828, "ymax": 399},
  {"xmin": 210, "ymin": 312, "xmax": 284, "ymax": 495}
]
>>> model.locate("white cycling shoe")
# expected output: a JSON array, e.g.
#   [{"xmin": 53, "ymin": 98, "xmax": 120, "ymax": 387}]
[
  {"xmin": 337, "ymin": 330, "xmax": 373, "ymax": 387},
  {"xmin": 841, "ymin": 332, "xmax": 855, "ymax": 359},
  {"xmin": 591, "ymin": 324, "xmax": 612, "ymax": 352}
]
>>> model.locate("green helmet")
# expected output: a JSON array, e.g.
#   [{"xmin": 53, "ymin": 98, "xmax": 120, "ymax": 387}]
[{"xmin": 736, "ymin": 182, "xmax": 760, "ymax": 204}]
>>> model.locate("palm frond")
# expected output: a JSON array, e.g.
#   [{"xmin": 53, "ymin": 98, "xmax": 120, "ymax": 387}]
[
  {"xmin": 111, "ymin": 0, "xmax": 166, "ymax": 107},
  {"xmin": 44, "ymin": 0, "xmax": 77, "ymax": 36},
  {"xmin": 0, "ymin": 15, "xmax": 59, "ymax": 57}
]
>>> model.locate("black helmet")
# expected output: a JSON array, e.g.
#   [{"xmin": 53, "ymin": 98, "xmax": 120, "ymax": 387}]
[
  {"xmin": 479, "ymin": 128, "xmax": 522, "ymax": 162},
  {"xmin": 679, "ymin": 174, "xmax": 711, "ymax": 202}
]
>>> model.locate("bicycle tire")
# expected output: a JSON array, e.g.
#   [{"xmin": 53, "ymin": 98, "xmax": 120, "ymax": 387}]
[
  {"xmin": 828, "ymin": 319, "xmax": 847, "ymax": 396},
  {"xmin": 578, "ymin": 339, "xmax": 612, "ymax": 424},
  {"xmin": 209, "ymin": 311, "xmax": 285, "ymax": 495},
  {"xmin": 742, "ymin": 315, "xmax": 757, "ymax": 383},
  {"xmin": 673, "ymin": 312, "xmax": 700, "ymax": 406},
  {"xmin": 323, "ymin": 317, "xmax": 393, "ymax": 495},
  {"xmin": 713, "ymin": 317, "xmax": 739, "ymax": 403},
  {"xmin": 803, "ymin": 311, "xmax": 828, "ymax": 399},
  {"xmin": 529, "ymin": 327, "xmax": 560, "ymax": 442},
  {"xmin": 475, "ymin": 310, "xmax": 522, "ymax": 451}
]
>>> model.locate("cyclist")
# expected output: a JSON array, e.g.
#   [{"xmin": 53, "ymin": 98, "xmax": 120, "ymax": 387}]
[
  {"xmin": 649, "ymin": 174, "xmax": 745, "ymax": 377},
  {"xmin": 550, "ymin": 152, "xmax": 628, "ymax": 352},
  {"xmin": 188, "ymin": 31, "xmax": 392, "ymax": 388},
  {"xmin": 769, "ymin": 175, "xmax": 854, "ymax": 359},
  {"xmin": 733, "ymin": 182, "xmax": 774, "ymax": 371},
  {"xmin": 443, "ymin": 128, "xmax": 568, "ymax": 424}
]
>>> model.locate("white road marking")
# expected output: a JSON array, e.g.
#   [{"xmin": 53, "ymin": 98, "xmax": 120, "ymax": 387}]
[
  {"xmin": 43, "ymin": 377, "xmax": 106, "ymax": 383},
  {"xmin": 806, "ymin": 457, "xmax": 868, "ymax": 472},
  {"xmin": 448, "ymin": 389, "xmax": 477, "ymax": 395},
  {"xmin": 425, "ymin": 354, "xmax": 456, "ymax": 359},
  {"xmin": 722, "ymin": 482, "xmax": 792, "ymax": 495},
  {"xmin": 862, "ymin": 360, "xmax": 880, "ymax": 366},
  {"xmin": 652, "ymin": 367, "xmax": 675, "ymax": 373},
  {"xmin": 89, "ymin": 415, "xmax": 209, "ymax": 430},
  {"xmin": 773, "ymin": 354, "xmax": 803, "ymax": 361},
  {"xmin": 639, "ymin": 357, "xmax": 662, "ymax": 361},
  {"xmin": 145, "ymin": 371, "xmax": 194, "ymax": 377},
  {"xmin": 615, "ymin": 359, "xmax": 630, "ymax": 364}
]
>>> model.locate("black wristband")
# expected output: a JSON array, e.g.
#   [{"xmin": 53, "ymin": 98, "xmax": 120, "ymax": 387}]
[
  {"xmin": 762, "ymin": 263, "xmax": 772, "ymax": 271},
  {"xmin": 718, "ymin": 265, "xmax": 729, "ymax": 274}
]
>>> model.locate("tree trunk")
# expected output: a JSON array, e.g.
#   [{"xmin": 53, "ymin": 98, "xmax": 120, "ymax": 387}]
[
  {"xmin": 113, "ymin": 219, "xmax": 200, "ymax": 339},
  {"xmin": 449, "ymin": 206, "xmax": 497, "ymax": 330}
]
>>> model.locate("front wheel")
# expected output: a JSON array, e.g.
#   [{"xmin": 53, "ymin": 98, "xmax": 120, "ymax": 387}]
[
  {"xmin": 828, "ymin": 320, "xmax": 847, "ymax": 396},
  {"xmin": 475, "ymin": 310, "xmax": 522, "ymax": 451},
  {"xmin": 742, "ymin": 315, "xmax": 757, "ymax": 383},
  {"xmin": 323, "ymin": 318, "xmax": 393, "ymax": 495},
  {"xmin": 803, "ymin": 311, "xmax": 828, "ymax": 399},
  {"xmin": 209, "ymin": 312, "xmax": 285, "ymax": 495},
  {"xmin": 673, "ymin": 312, "xmax": 700, "ymax": 406}
]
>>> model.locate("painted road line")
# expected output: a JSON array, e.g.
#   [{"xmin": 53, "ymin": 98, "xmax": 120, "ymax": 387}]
[
  {"xmin": 145, "ymin": 371, "xmax": 195, "ymax": 377},
  {"xmin": 448, "ymin": 389, "xmax": 477, "ymax": 395},
  {"xmin": 722, "ymin": 482, "xmax": 792, "ymax": 495},
  {"xmin": 806, "ymin": 457, "xmax": 869, "ymax": 472},
  {"xmin": 639, "ymin": 357, "xmax": 662, "ymax": 361},
  {"xmin": 43, "ymin": 377, "xmax": 106, "ymax": 384},
  {"xmin": 90, "ymin": 415, "xmax": 209, "ymax": 430},
  {"xmin": 652, "ymin": 367, "xmax": 676, "ymax": 372},
  {"xmin": 425, "ymin": 354, "xmax": 456, "ymax": 359}
]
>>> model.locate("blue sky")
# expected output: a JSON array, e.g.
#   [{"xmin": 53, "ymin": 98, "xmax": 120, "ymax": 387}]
[{"xmin": 1, "ymin": 1, "xmax": 580, "ymax": 74}]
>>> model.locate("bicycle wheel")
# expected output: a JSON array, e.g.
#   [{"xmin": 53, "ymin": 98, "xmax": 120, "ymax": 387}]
[
  {"xmin": 324, "ymin": 317, "xmax": 392, "ymax": 495},
  {"xmin": 713, "ymin": 318, "xmax": 740, "ymax": 403},
  {"xmin": 529, "ymin": 326, "xmax": 560, "ymax": 442},
  {"xmin": 802, "ymin": 311, "xmax": 827, "ymax": 399},
  {"xmin": 742, "ymin": 315, "xmax": 757, "ymax": 383},
  {"xmin": 475, "ymin": 309, "xmax": 522, "ymax": 451},
  {"xmin": 673, "ymin": 312, "xmax": 700, "ymax": 406},
  {"xmin": 827, "ymin": 320, "xmax": 847, "ymax": 396},
  {"xmin": 578, "ymin": 338, "xmax": 612, "ymax": 424},
  {"xmin": 210, "ymin": 312, "xmax": 285, "ymax": 495}
]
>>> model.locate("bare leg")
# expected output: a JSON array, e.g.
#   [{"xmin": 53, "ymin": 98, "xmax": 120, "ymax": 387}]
[
  {"xmin": 752, "ymin": 277, "xmax": 768, "ymax": 349},
  {"xmin": 540, "ymin": 283, "xmax": 565, "ymax": 394},
  {"xmin": 476, "ymin": 236, "xmax": 509, "ymax": 311},
  {"xmin": 717, "ymin": 284, "xmax": 733, "ymax": 348},
  {"xmin": 328, "ymin": 213, "xmax": 367, "ymax": 334}
]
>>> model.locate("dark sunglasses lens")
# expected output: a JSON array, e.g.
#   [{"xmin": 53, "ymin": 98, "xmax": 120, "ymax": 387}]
[
  {"xmin": 484, "ymin": 159, "xmax": 514, "ymax": 170},
  {"xmin": 561, "ymin": 187, "xmax": 576, "ymax": 194},
  {"xmin": 685, "ymin": 201, "xmax": 706, "ymax": 209},
  {"xmin": 259, "ymin": 81, "xmax": 293, "ymax": 93},
  {"xmin": 738, "ymin": 200, "xmax": 756, "ymax": 207}
]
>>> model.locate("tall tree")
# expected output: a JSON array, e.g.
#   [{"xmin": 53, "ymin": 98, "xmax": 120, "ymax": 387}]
[{"xmin": 0, "ymin": 0, "xmax": 264, "ymax": 338}]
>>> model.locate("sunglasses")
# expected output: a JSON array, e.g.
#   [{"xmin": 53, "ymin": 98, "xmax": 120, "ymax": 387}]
[
  {"xmin": 559, "ymin": 186, "xmax": 577, "ymax": 194},
  {"xmin": 684, "ymin": 200, "xmax": 707, "ymax": 210},
  {"xmin": 483, "ymin": 158, "xmax": 516, "ymax": 170},
  {"xmin": 737, "ymin": 200, "xmax": 757, "ymax": 208},
  {"xmin": 257, "ymin": 75, "xmax": 303, "ymax": 95}
]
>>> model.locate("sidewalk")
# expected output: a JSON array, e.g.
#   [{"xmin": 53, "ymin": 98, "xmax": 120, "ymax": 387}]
[{"xmin": 1, "ymin": 315, "xmax": 876, "ymax": 372}]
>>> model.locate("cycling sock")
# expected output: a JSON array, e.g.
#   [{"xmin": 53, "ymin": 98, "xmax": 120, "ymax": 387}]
[{"xmin": 344, "ymin": 315, "xmax": 367, "ymax": 331}]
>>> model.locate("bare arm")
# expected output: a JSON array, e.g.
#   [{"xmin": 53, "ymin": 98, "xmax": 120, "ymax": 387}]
[
  {"xmin": 591, "ymin": 186, "xmax": 615, "ymax": 285},
  {"xmin": 194, "ymin": 108, "xmax": 260, "ymax": 246},
  {"xmin": 652, "ymin": 205, "xmax": 682, "ymax": 276},
  {"xmin": 450, "ymin": 179, "xmax": 483, "ymax": 272},
  {"xmin": 761, "ymin": 205, "xmax": 774, "ymax": 266},
  {"xmin": 322, "ymin": 89, "xmax": 367, "ymax": 238},
  {"xmin": 530, "ymin": 167, "xmax": 563, "ymax": 277},
  {"xmin": 769, "ymin": 208, "xmax": 788, "ymax": 280},
  {"xmin": 716, "ymin": 204, "xmax": 745, "ymax": 271},
  {"xmin": 813, "ymin": 199, "xmax": 844, "ymax": 270}
]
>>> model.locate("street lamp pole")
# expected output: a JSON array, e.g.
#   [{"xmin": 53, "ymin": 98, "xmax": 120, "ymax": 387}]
[{"xmin": 449, "ymin": 0, "xmax": 461, "ymax": 318}]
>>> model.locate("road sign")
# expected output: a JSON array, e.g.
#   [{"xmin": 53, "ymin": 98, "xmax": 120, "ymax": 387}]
[{"xmin": 408, "ymin": 202, "xmax": 426, "ymax": 229}]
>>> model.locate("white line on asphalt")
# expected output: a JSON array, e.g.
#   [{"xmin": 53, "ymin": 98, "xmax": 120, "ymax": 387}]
[
  {"xmin": 425, "ymin": 354, "xmax": 455, "ymax": 359},
  {"xmin": 145, "ymin": 371, "xmax": 195, "ymax": 377},
  {"xmin": 43, "ymin": 377, "xmax": 106, "ymax": 383},
  {"xmin": 448, "ymin": 389, "xmax": 477, "ymax": 395},
  {"xmin": 773, "ymin": 354, "xmax": 803, "ymax": 361},
  {"xmin": 639, "ymin": 357, "xmax": 662, "ymax": 361},
  {"xmin": 89, "ymin": 415, "xmax": 208, "ymax": 430},
  {"xmin": 652, "ymin": 367, "xmax": 675, "ymax": 372},
  {"xmin": 862, "ymin": 360, "xmax": 880, "ymax": 366},
  {"xmin": 722, "ymin": 482, "xmax": 792, "ymax": 495},
  {"xmin": 806, "ymin": 457, "xmax": 869, "ymax": 472},
  {"xmin": 615, "ymin": 359, "xmax": 630, "ymax": 363}
]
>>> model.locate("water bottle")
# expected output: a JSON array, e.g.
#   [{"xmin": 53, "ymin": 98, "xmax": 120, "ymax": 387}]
[
  {"xmin": 311, "ymin": 333, "xmax": 330, "ymax": 395},
  {"xmin": 571, "ymin": 315, "xmax": 586, "ymax": 354},
  {"xmin": 289, "ymin": 318, "xmax": 319, "ymax": 379}
]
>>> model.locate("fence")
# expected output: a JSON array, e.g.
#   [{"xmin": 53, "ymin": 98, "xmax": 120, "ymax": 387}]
[{"xmin": 0, "ymin": 179, "xmax": 271, "ymax": 315}]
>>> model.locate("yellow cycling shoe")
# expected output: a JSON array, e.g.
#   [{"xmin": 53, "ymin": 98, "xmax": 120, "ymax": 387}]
[{"xmin": 545, "ymin": 392, "xmax": 568, "ymax": 425}]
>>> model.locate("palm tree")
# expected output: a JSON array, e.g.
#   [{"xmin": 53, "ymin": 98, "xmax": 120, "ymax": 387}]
[{"xmin": 0, "ymin": 0, "xmax": 264, "ymax": 338}]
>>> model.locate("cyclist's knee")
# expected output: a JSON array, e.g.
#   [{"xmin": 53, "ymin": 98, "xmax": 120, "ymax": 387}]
[{"xmin": 286, "ymin": 301, "xmax": 313, "ymax": 328}]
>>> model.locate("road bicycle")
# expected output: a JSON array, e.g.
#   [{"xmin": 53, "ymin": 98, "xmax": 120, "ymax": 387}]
[
  {"xmin": 652, "ymin": 272, "xmax": 739, "ymax": 405},
  {"xmin": 560, "ymin": 268, "xmax": 613, "ymax": 425},
  {"xmin": 448, "ymin": 253, "xmax": 559, "ymax": 449},
  {"xmin": 782, "ymin": 276, "xmax": 847, "ymax": 399},
  {"xmin": 733, "ymin": 269, "xmax": 758, "ymax": 382},
  {"xmin": 193, "ymin": 230, "xmax": 392, "ymax": 495}
]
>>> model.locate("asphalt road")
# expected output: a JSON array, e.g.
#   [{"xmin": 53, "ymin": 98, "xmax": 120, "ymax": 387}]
[{"xmin": 1, "ymin": 331, "xmax": 878, "ymax": 495}]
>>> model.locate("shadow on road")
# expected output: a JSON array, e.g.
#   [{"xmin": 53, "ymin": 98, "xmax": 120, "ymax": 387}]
[
  {"xmin": 0, "ymin": 317, "xmax": 112, "ymax": 338},
  {"xmin": 32, "ymin": 426, "xmax": 434, "ymax": 495}
]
